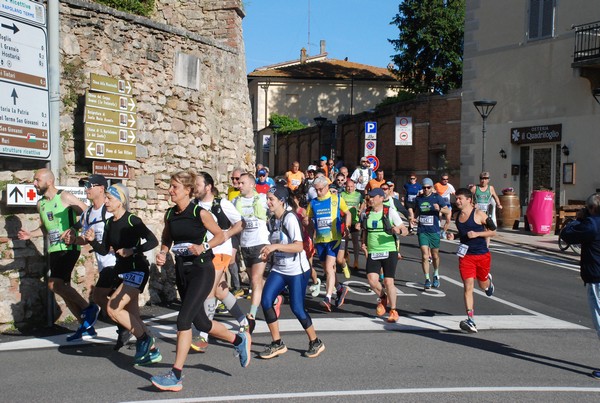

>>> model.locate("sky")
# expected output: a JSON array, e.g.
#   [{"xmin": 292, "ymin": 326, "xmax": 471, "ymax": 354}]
[{"xmin": 242, "ymin": 0, "xmax": 401, "ymax": 73}]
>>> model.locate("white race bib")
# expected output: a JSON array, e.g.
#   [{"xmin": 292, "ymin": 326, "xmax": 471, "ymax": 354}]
[
  {"xmin": 370, "ymin": 252, "xmax": 389, "ymax": 260},
  {"xmin": 245, "ymin": 218, "xmax": 259, "ymax": 230},
  {"xmin": 456, "ymin": 243, "xmax": 469, "ymax": 257},
  {"xmin": 419, "ymin": 215, "xmax": 434, "ymax": 226},
  {"xmin": 171, "ymin": 242, "xmax": 193, "ymax": 257},
  {"xmin": 317, "ymin": 218, "xmax": 332, "ymax": 230},
  {"xmin": 48, "ymin": 229, "xmax": 61, "ymax": 245},
  {"xmin": 476, "ymin": 203, "xmax": 488, "ymax": 212}
]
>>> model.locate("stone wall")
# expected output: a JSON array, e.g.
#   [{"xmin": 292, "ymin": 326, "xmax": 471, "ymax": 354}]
[{"xmin": 0, "ymin": 0, "xmax": 254, "ymax": 330}]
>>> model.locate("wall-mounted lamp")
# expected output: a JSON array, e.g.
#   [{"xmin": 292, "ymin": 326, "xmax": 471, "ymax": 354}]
[
  {"xmin": 593, "ymin": 87, "xmax": 600, "ymax": 106},
  {"xmin": 561, "ymin": 144, "xmax": 570, "ymax": 156},
  {"xmin": 499, "ymin": 149, "xmax": 507, "ymax": 159}
]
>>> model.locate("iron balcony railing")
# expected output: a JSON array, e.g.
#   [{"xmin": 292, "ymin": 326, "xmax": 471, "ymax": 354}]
[{"xmin": 573, "ymin": 21, "xmax": 600, "ymax": 63}]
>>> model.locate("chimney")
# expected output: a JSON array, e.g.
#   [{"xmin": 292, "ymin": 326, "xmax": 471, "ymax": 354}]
[
  {"xmin": 320, "ymin": 40, "xmax": 326, "ymax": 55},
  {"xmin": 300, "ymin": 47, "xmax": 307, "ymax": 63}
]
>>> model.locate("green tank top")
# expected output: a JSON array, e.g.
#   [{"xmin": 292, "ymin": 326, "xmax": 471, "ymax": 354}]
[
  {"xmin": 474, "ymin": 186, "xmax": 492, "ymax": 211},
  {"xmin": 341, "ymin": 191, "xmax": 363, "ymax": 224},
  {"xmin": 39, "ymin": 192, "xmax": 79, "ymax": 253},
  {"xmin": 365, "ymin": 210, "xmax": 397, "ymax": 253}
]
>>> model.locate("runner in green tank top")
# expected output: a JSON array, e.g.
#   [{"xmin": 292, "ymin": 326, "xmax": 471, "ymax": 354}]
[{"xmin": 340, "ymin": 179, "xmax": 364, "ymax": 270}]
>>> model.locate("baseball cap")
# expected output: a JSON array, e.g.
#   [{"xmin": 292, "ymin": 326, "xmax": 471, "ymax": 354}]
[
  {"xmin": 307, "ymin": 165, "xmax": 317, "ymax": 171},
  {"xmin": 257, "ymin": 169, "xmax": 267, "ymax": 176},
  {"xmin": 320, "ymin": 156, "xmax": 328, "ymax": 161},
  {"xmin": 360, "ymin": 156, "xmax": 369, "ymax": 162},
  {"xmin": 86, "ymin": 174, "xmax": 108, "ymax": 188},
  {"xmin": 386, "ymin": 181, "xmax": 394, "ymax": 187},
  {"xmin": 368, "ymin": 188, "xmax": 385, "ymax": 197},
  {"xmin": 422, "ymin": 178, "xmax": 434, "ymax": 187}
]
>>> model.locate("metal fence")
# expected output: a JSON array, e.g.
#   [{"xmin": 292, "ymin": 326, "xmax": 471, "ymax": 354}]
[{"xmin": 573, "ymin": 21, "xmax": 600, "ymax": 62}]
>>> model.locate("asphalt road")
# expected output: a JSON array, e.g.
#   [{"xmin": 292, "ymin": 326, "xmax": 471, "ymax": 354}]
[{"xmin": 1, "ymin": 235, "xmax": 599, "ymax": 402}]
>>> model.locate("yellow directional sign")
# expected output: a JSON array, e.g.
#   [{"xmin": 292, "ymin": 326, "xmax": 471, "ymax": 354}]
[
  {"xmin": 85, "ymin": 91, "xmax": 136, "ymax": 113},
  {"xmin": 85, "ymin": 140, "xmax": 136, "ymax": 161},
  {"xmin": 90, "ymin": 73, "xmax": 133, "ymax": 96},
  {"xmin": 84, "ymin": 106, "xmax": 136, "ymax": 128},
  {"xmin": 84, "ymin": 123, "xmax": 135, "ymax": 144}
]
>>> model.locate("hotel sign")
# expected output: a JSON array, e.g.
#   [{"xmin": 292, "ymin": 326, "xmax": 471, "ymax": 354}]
[{"xmin": 510, "ymin": 124, "xmax": 562, "ymax": 145}]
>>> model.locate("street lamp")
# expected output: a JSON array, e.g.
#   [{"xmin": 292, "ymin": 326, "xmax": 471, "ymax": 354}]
[
  {"xmin": 314, "ymin": 116, "xmax": 327, "ymax": 158},
  {"xmin": 593, "ymin": 87, "xmax": 600, "ymax": 105},
  {"xmin": 473, "ymin": 99, "xmax": 497, "ymax": 172}
]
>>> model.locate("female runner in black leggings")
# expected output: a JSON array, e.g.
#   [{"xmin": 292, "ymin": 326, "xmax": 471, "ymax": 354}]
[{"xmin": 150, "ymin": 171, "xmax": 251, "ymax": 392}]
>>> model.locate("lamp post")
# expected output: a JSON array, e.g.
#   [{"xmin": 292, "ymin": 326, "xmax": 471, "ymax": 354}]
[{"xmin": 473, "ymin": 99, "xmax": 497, "ymax": 172}]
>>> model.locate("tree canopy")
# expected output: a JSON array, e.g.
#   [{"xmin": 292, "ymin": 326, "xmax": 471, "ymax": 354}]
[
  {"xmin": 389, "ymin": 0, "xmax": 465, "ymax": 95},
  {"xmin": 268, "ymin": 114, "xmax": 307, "ymax": 135}
]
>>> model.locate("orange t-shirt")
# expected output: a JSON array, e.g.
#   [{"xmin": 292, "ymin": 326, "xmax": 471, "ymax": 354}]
[
  {"xmin": 286, "ymin": 171, "xmax": 304, "ymax": 191},
  {"xmin": 366, "ymin": 178, "xmax": 386, "ymax": 192}
]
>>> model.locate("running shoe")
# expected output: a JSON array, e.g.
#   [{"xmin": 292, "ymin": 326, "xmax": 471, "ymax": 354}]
[
  {"xmin": 66, "ymin": 325, "xmax": 97, "ymax": 342},
  {"xmin": 81, "ymin": 303, "xmax": 100, "ymax": 329},
  {"xmin": 485, "ymin": 273, "xmax": 495, "ymax": 297},
  {"xmin": 320, "ymin": 296, "xmax": 332, "ymax": 312},
  {"xmin": 259, "ymin": 340, "xmax": 287, "ymax": 359},
  {"xmin": 387, "ymin": 309, "xmax": 399, "ymax": 323},
  {"xmin": 242, "ymin": 314, "xmax": 256, "ymax": 335},
  {"xmin": 190, "ymin": 336, "xmax": 208, "ymax": 353},
  {"xmin": 432, "ymin": 276, "xmax": 440, "ymax": 288},
  {"xmin": 342, "ymin": 263, "xmax": 350, "ymax": 279},
  {"xmin": 376, "ymin": 294, "xmax": 388, "ymax": 316},
  {"xmin": 151, "ymin": 370, "xmax": 183, "ymax": 392},
  {"xmin": 424, "ymin": 279, "xmax": 432, "ymax": 290},
  {"xmin": 273, "ymin": 295, "xmax": 283, "ymax": 318},
  {"xmin": 135, "ymin": 347, "xmax": 163, "ymax": 366},
  {"xmin": 114, "ymin": 327, "xmax": 133, "ymax": 351},
  {"xmin": 134, "ymin": 335, "xmax": 154, "ymax": 360},
  {"xmin": 459, "ymin": 318, "xmax": 478, "ymax": 333},
  {"xmin": 308, "ymin": 278, "xmax": 321, "ymax": 297},
  {"xmin": 336, "ymin": 285, "xmax": 349, "ymax": 308},
  {"xmin": 592, "ymin": 370, "xmax": 600, "ymax": 380},
  {"xmin": 216, "ymin": 302, "xmax": 228, "ymax": 314},
  {"xmin": 305, "ymin": 338, "xmax": 325, "ymax": 358},
  {"xmin": 428, "ymin": 256, "xmax": 433, "ymax": 264},
  {"xmin": 232, "ymin": 288, "xmax": 245, "ymax": 298},
  {"xmin": 233, "ymin": 332, "xmax": 251, "ymax": 368}
]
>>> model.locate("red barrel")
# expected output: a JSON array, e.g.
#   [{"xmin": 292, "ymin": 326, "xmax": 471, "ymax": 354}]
[{"xmin": 526, "ymin": 191, "xmax": 554, "ymax": 235}]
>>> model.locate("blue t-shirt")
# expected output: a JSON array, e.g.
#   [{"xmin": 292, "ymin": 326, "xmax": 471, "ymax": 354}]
[
  {"xmin": 415, "ymin": 193, "xmax": 445, "ymax": 234},
  {"xmin": 404, "ymin": 183, "xmax": 423, "ymax": 204}
]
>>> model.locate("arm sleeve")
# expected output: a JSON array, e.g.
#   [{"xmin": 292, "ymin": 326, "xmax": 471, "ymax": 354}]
[
  {"xmin": 90, "ymin": 219, "xmax": 111, "ymax": 255},
  {"xmin": 131, "ymin": 215, "xmax": 159, "ymax": 253}
]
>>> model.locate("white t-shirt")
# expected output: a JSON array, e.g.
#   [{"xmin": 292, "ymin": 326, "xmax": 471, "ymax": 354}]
[
  {"xmin": 234, "ymin": 194, "xmax": 270, "ymax": 247},
  {"xmin": 269, "ymin": 212, "xmax": 309, "ymax": 276},
  {"xmin": 83, "ymin": 206, "xmax": 116, "ymax": 271},
  {"xmin": 196, "ymin": 198, "xmax": 241, "ymax": 256},
  {"xmin": 351, "ymin": 167, "xmax": 371, "ymax": 190}
]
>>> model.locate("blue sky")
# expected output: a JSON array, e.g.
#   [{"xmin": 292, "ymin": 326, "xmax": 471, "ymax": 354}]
[{"xmin": 242, "ymin": 0, "xmax": 400, "ymax": 73}]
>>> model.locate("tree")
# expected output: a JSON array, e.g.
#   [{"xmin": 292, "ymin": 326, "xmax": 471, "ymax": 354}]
[
  {"xmin": 268, "ymin": 114, "xmax": 307, "ymax": 135},
  {"xmin": 389, "ymin": 0, "xmax": 465, "ymax": 95}
]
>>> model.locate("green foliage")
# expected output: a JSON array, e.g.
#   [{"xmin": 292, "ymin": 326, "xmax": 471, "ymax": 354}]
[
  {"xmin": 389, "ymin": 0, "xmax": 465, "ymax": 95},
  {"xmin": 268, "ymin": 114, "xmax": 307, "ymax": 135},
  {"xmin": 94, "ymin": 0, "xmax": 155, "ymax": 17},
  {"xmin": 376, "ymin": 90, "xmax": 417, "ymax": 108}
]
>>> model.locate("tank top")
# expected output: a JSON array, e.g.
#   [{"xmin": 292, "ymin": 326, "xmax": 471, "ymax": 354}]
[
  {"xmin": 39, "ymin": 192, "xmax": 79, "ymax": 253},
  {"xmin": 474, "ymin": 186, "xmax": 492, "ymax": 212},
  {"xmin": 364, "ymin": 209, "xmax": 397, "ymax": 253},
  {"xmin": 455, "ymin": 209, "xmax": 488, "ymax": 255},
  {"xmin": 286, "ymin": 171, "xmax": 304, "ymax": 191},
  {"xmin": 341, "ymin": 190, "xmax": 363, "ymax": 224},
  {"xmin": 165, "ymin": 203, "xmax": 212, "ymax": 259}
]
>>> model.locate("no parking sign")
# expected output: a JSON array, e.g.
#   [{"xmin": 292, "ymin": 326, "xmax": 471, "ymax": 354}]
[
  {"xmin": 395, "ymin": 116, "xmax": 413, "ymax": 146},
  {"xmin": 366, "ymin": 155, "xmax": 380, "ymax": 171},
  {"xmin": 364, "ymin": 139, "xmax": 377, "ymax": 156}
]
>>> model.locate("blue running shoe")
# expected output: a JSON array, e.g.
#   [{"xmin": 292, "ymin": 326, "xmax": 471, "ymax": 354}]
[
  {"xmin": 151, "ymin": 370, "xmax": 183, "ymax": 392},
  {"xmin": 234, "ymin": 332, "xmax": 251, "ymax": 368},
  {"xmin": 485, "ymin": 273, "xmax": 495, "ymax": 297},
  {"xmin": 592, "ymin": 370, "xmax": 600, "ymax": 380},
  {"xmin": 134, "ymin": 335, "xmax": 154, "ymax": 360},
  {"xmin": 336, "ymin": 285, "xmax": 349, "ymax": 308},
  {"xmin": 424, "ymin": 279, "xmax": 432, "ymax": 290},
  {"xmin": 135, "ymin": 347, "xmax": 163, "ymax": 366},
  {"xmin": 67, "ymin": 325, "xmax": 97, "ymax": 342},
  {"xmin": 432, "ymin": 276, "xmax": 440, "ymax": 288},
  {"xmin": 459, "ymin": 318, "xmax": 478, "ymax": 333},
  {"xmin": 81, "ymin": 304, "xmax": 100, "ymax": 329}
]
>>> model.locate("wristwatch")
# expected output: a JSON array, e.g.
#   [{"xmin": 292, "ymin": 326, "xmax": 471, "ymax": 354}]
[{"xmin": 203, "ymin": 242, "xmax": 211, "ymax": 251}]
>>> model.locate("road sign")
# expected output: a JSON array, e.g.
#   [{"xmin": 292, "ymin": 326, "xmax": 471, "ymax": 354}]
[
  {"xmin": 6, "ymin": 184, "xmax": 88, "ymax": 206},
  {"xmin": 93, "ymin": 161, "xmax": 130, "ymax": 179},
  {"xmin": 395, "ymin": 116, "xmax": 413, "ymax": 146},
  {"xmin": 364, "ymin": 139, "xmax": 377, "ymax": 156},
  {"xmin": 365, "ymin": 121, "xmax": 377, "ymax": 140},
  {"xmin": 90, "ymin": 73, "xmax": 132, "ymax": 96},
  {"xmin": 85, "ymin": 140, "xmax": 136, "ymax": 161},
  {"xmin": 85, "ymin": 91, "xmax": 136, "ymax": 113},
  {"xmin": 366, "ymin": 155, "xmax": 380, "ymax": 171},
  {"xmin": 0, "ymin": 2, "xmax": 49, "ymax": 160},
  {"xmin": 85, "ymin": 123, "xmax": 135, "ymax": 145},
  {"xmin": 84, "ymin": 106, "xmax": 136, "ymax": 128}
]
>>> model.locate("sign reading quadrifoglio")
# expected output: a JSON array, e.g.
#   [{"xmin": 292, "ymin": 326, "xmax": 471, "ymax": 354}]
[{"xmin": 510, "ymin": 124, "xmax": 562, "ymax": 145}]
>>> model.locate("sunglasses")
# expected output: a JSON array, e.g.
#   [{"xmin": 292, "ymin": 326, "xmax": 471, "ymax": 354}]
[
  {"xmin": 410, "ymin": 178, "xmax": 416, "ymax": 180},
  {"xmin": 480, "ymin": 177, "xmax": 489, "ymax": 180},
  {"xmin": 231, "ymin": 177, "xmax": 240, "ymax": 181},
  {"xmin": 423, "ymin": 186, "xmax": 432, "ymax": 189},
  {"xmin": 442, "ymin": 178, "xmax": 448, "ymax": 181},
  {"xmin": 381, "ymin": 187, "xmax": 389, "ymax": 191},
  {"xmin": 84, "ymin": 182, "xmax": 100, "ymax": 189}
]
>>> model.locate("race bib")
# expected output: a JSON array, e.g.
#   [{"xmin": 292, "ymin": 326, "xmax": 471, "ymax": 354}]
[
  {"xmin": 273, "ymin": 251, "xmax": 286, "ymax": 266},
  {"xmin": 269, "ymin": 230, "xmax": 282, "ymax": 244},
  {"xmin": 48, "ymin": 229, "xmax": 61, "ymax": 245},
  {"xmin": 456, "ymin": 243, "xmax": 469, "ymax": 257},
  {"xmin": 408, "ymin": 194, "xmax": 416, "ymax": 202},
  {"xmin": 476, "ymin": 203, "xmax": 488, "ymax": 212},
  {"xmin": 119, "ymin": 271, "xmax": 145, "ymax": 288},
  {"xmin": 245, "ymin": 218, "xmax": 258, "ymax": 230},
  {"xmin": 419, "ymin": 215, "xmax": 434, "ymax": 226},
  {"xmin": 291, "ymin": 179, "xmax": 301, "ymax": 186},
  {"xmin": 317, "ymin": 218, "xmax": 332, "ymax": 230},
  {"xmin": 171, "ymin": 242, "xmax": 193, "ymax": 257},
  {"xmin": 370, "ymin": 251, "xmax": 389, "ymax": 260}
]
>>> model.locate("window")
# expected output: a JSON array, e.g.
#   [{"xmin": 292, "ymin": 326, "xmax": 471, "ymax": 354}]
[{"xmin": 528, "ymin": 0, "xmax": 555, "ymax": 40}]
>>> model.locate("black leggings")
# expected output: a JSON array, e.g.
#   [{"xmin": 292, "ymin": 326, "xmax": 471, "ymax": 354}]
[{"xmin": 175, "ymin": 256, "xmax": 215, "ymax": 332}]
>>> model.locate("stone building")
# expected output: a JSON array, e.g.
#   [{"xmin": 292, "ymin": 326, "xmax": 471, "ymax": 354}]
[{"xmin": 0, "ymin": 0, "xmax": 254, "ymax": 329}]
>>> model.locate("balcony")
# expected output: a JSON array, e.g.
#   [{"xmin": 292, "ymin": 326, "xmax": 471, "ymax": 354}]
[{"xmin": 572, "ymin": 21, "xmax": 600, "ymax": 68}]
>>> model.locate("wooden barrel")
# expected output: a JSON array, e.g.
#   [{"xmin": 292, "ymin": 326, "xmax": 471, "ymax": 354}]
[{"xmin": 498, "ymin": 194, "xmax": 521, "ymax": 229}]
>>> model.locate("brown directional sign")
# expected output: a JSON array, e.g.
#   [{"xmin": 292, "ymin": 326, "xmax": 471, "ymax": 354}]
[
  {"xmin": 85, "ymin": 123, "xmax": 136, "ymax": 144},
  {"xmin": 84, "ymin": 106, "xmax": 136, "ymax": 128},
  {"xmin": 85, "ymin": 140, "xmax": 136, "ymax": 161},
  {"xmin": 85, "ymin": 91, "xmax": 136, "ymax": 113},
  {"xmin": 93, "ymin": 161, "xmax": 131, "ymax": 179},
  {"xmin": 90, "ymin": 73, "xmax": 133, "ymax": 96}
]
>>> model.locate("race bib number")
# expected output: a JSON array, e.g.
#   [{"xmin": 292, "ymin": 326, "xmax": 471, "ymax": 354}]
[
  {"xmin": 119, "ymin": 271, "xmax": 145, "ymax": 288},
  {"xmin": 245, "ymin": 218, "xmax": 258, "ymax": 230},
  {"xmin": 291, "ymin": 179, "xmax": 301, "ymax": 186},
  {"xmin": 269, "ymin": 230, "xmax": 281, "ymax": 244},
  {"xmin": 476, "ymin": 203, "xmax": 488, "ymax": 212},
  {"xmin": 419, "ymin": 215, "xmax": 434, "ymax": 226},
  {"xmin": 456, "ymin": 243, "xmax": 469, "ymax": 257},
  {"xmin": 48, "ymin": 229, "xmax": 61, "ymax": 245},
  {"xmin": 171, "ymin": 242, "xmax": 193, "ymax": 257},
  {"xmin": 408, "ymin": 194, "xmax": 416, "ymax": 202},
  {"xmin": 317, "ymin": 218, "xmax": 332, "ymax": 230},
  {"xmin": 273, "ymin": 251, "xmax": 286, "ymax": 266},
  {"xmin": 370, "ymin": 252, "xmax": 389, "ymax": 260}
]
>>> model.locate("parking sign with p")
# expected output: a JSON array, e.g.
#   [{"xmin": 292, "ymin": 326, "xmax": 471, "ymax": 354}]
[{"xmin": 365, "ymin": 121, "xmax": 377, "ymax": 140}]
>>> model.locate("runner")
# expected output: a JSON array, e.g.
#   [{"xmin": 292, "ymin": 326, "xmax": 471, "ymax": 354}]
[
  {"xmin": 350, "ymin": 157, "xmax": 373, "ymax": 193},
  {"xmin": 361, "ymin": 188, "xmax": 408, "ymax": 322},
  {"xmin": 365, "ymin": 169, "xmax": 386, "ymax": 193},
  {"xmin": 447, "ymin": 188, "xmax": 496, "ymax": 333},
  {"xmin": 340, "ymin": 178, "xmax": 364, "ymax": 270},
  {"xmin": 226, "ymin": 168, "xmax": 244, "ymax": 298},
  {"xmin": 410, "ymin": 178, "xmax": 450, "ymax": 290},
  {"xmin": 303, "ymin": 176, "xmax": 352, "ymax": 311},
  {"xmin": 17, "ymin": 168, "xmax": 99, "ymax": 341},
  {"xmin": 83, "ymin": 183, "xmax": 161, "ymax": 365},
  {"xmin": 433, "ymin": 173, "xmax": 456, "ymax": 237},
  {"xmin": 190, "ymin": 172, "xmax": 247, "ymax": 353},
  {"xmin": 259, "ymin": 186, "xmax": 325, "ymax": 359},
  {"xmin": 470, "ymin": 171, "xmax": 502, "ymax": 226},
  {"xmin": 285, "ymin": 161, "xmax": 305, "ymax": 192},
  {"xmin": 151, "ymin": 171, "xmax": 250, "ymax": 392},
  {"xmin": 403, "ymin": 174, "xmax": 421, "ymax": 233}
]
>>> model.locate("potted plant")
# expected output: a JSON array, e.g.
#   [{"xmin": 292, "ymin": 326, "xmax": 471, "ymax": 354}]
[{"xmin": 502, "ymin": 187, "xmax": 515, "ymax": 196}]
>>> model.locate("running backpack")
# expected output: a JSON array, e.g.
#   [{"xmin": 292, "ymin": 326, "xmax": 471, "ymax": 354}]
[{"xmin": 362, "ymin": 205, "xmax": 394, "ymax": 236}]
